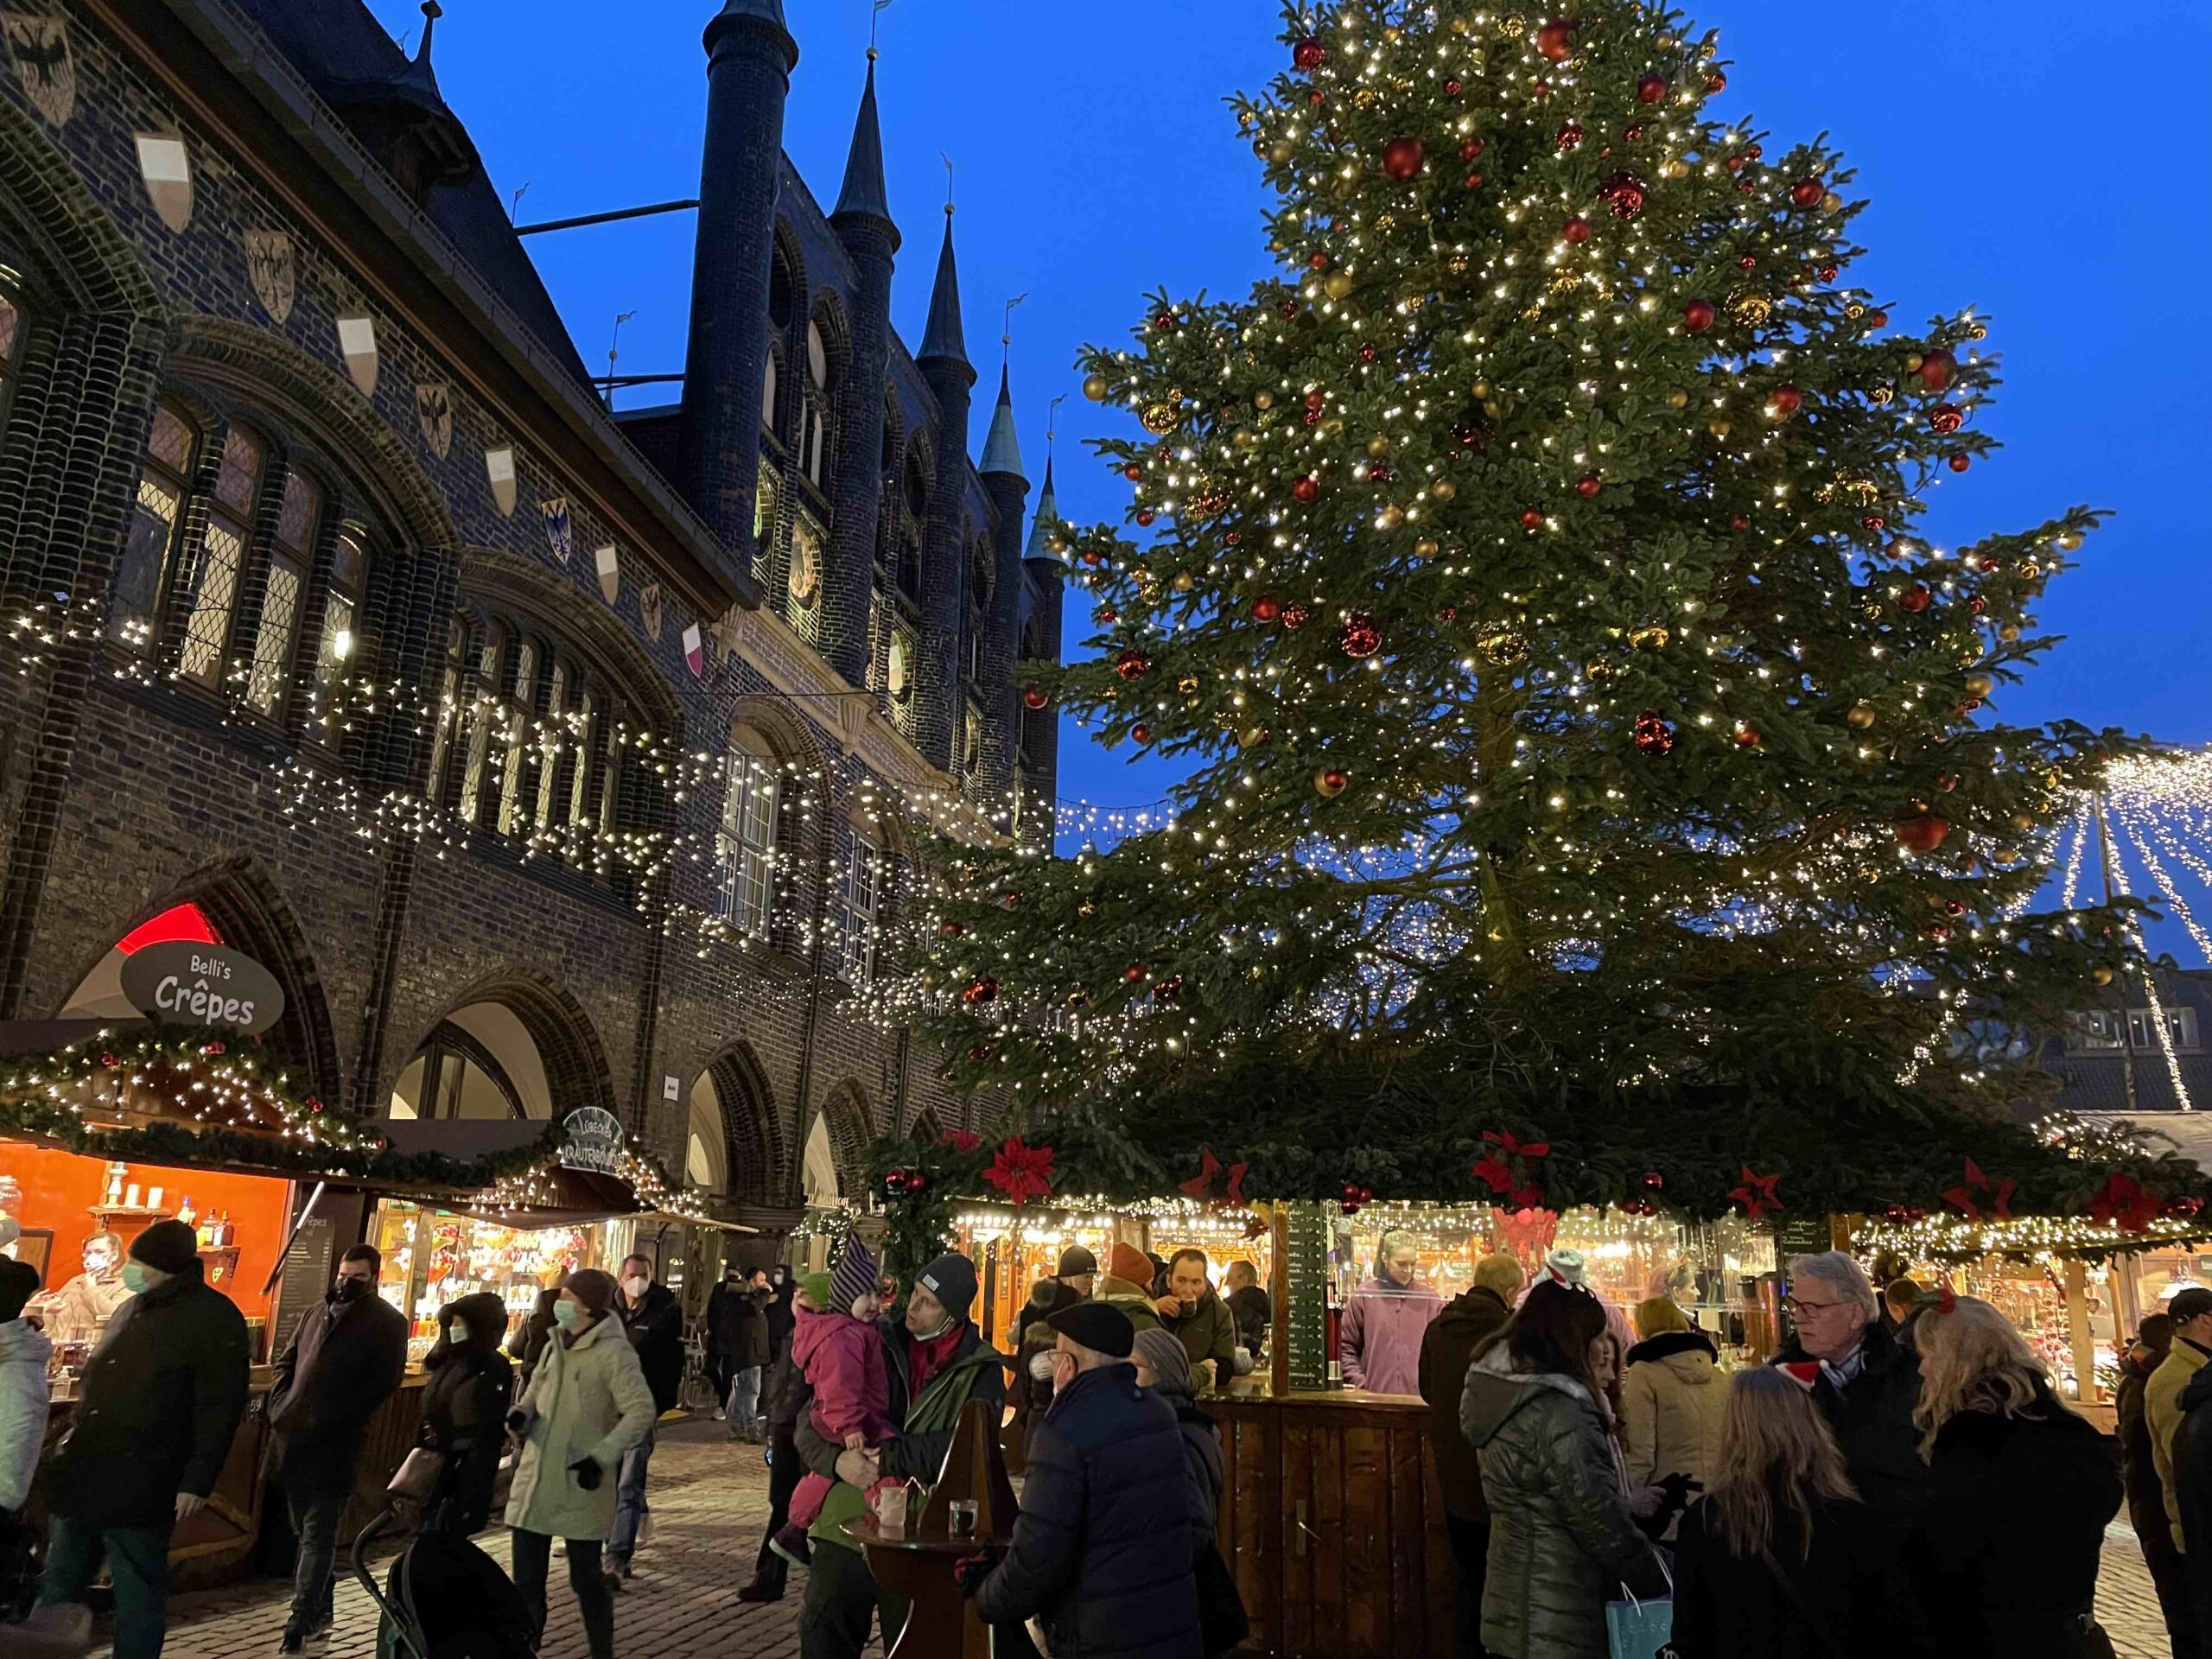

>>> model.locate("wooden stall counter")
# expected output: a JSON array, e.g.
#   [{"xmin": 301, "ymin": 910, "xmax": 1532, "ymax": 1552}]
[{"xmin": 1206, "ymin": 1380, "xmax": 1453, "ymax": 1658}]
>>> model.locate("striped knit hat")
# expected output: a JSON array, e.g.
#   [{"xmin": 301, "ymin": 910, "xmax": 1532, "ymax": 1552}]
[{"xmin": 830, "ymin": 1236, "xmax": 880, "ymax": 1315}]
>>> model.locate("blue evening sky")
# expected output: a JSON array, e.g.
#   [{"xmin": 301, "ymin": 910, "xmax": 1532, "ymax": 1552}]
[{"xmin": 372, "ymin": 0, "xmax": 2212, "ymax": 847}]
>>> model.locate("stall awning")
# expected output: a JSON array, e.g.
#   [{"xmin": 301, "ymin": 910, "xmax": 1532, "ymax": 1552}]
[{"xmin": 378, "ymin": 1119, "xmax": 750, "ymax": 1231}]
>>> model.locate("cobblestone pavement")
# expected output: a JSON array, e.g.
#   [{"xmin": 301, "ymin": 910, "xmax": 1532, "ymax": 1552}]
[
  {"xmin": 102, "ymin": 1423, "xmax": 2175, "ymax": 1659},
  {"xmin": 130, "ymin": 1418, "xmax": 880, "ymax": 1659}
]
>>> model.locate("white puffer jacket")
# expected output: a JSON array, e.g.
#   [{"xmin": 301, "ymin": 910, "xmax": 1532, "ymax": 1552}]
[{"xmin": 0, "ymin": 1318, "xmax": 52, "ymax": 1511}]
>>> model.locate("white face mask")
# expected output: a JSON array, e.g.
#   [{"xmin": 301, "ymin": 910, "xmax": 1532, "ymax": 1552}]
[
  {"xmin": 622, "ymin": 1275, "xmax": 650, "ymax": 1299},
  {"xmin": 445, "ymin": 1323, "xmax": 465, "ymax": 1345}
]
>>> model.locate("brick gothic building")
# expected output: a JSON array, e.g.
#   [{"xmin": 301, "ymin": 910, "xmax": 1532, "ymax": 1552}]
[{"xmin": 0, "ymin": 0, "xmax": 1062, "ymax": 1229}]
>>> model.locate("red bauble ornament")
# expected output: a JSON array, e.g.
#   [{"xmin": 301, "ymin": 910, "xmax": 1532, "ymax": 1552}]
[
  {"xmin": 961, "ymin": 976, "xmax": 1000, "ymax": 1007},
  {"xmin": 99, "ymin": 1051, "xmax": 120, "ymax": 1069},
  {"xmin": 1125, "ymin": 963, "xmax": 1148, "ymax": 984},
  {"xmin": 1135, "ymin": 509, "xmax": 1157, "ymax": 527},
  {"xmin": 1729, "ymin": 514, "xmax": 1751, "ymax": 532},
  {"xmin": 1737, "ymin": 253, "xmax": 1758, "ymax": 270},
  {"xmin": 1443, "ymin": 76, "xmax": 1463, "ymax": 95},
  {"xmin": 1124, "ymin": 463, "xmax": 1144, "ymax": 482},
  {"xmin": 1130, "ymin": 722, "xmax": 1154, "ymax": 745},
  {"xmin": 1464, "ymin": 172, "xmax": 1485, "ymax": 189},
  {"xmin": 1704, "ymin": 68, "xmax": 1727, "ymax": 92},
  {"xmin": 1643, "ymin": 1170, "xmax": 1666, "ymax": 1191},
  {"xmin": 1366, "ymin": 461, "xmax": 1394, "ymax": 482},
  {"xmin": 1309, "ymin": 252, "xmax": 1330, "ymax": 270},
  {"xmin": 1764, "ymin": 385, "xmax": 1802, "ymax": 419},
  {"xmin": 1562, "ymin": 215, "xmax": 1592, "ymax": 244},
  {"xmin": 1338, "ymin": 613, "xmax": 1382, "ymax": 658},
  {"xmin": 1916, "ymin": 348, "xmax": 1956, "ymax": 392},
  {"xmin": 1599, "ymin": 172, "xmax": 1646, "ymax": 219},
  {"xmin": 1637, "ymin": 72, "xmax": 1668, "ymax": 103},
  {"xmin": 1899, "ymin": 584, "xmax": 1932, "ymax": 613},
  {"xmin": 1293, "ymin": 35, "xmax": 1325, "ymax": 70},
  {"xmin": 1153, "ymin": 310, "xmax": 1177, "ymax": 333},
  {"xmin": 1683, "ymin": 298, "xmax": 1715, "ymax": 333},
  {"xmin": 1895, "ymin": 813, "xmax": 1950, "ymax": 854},
  {"xmin": 1734, "ymin": 725, "xmax": 1762, "ymax": 748},
  {"xmin": 1948, "ymin": 452, "xmax": 1970, "ymax": 474},
  {"xmin": 1789, "ymin": 176, "xmax": 1824, "ymax": 208},
  {"xmin": 1382, "ymin": 137, "xmax": 1426, "ymax": 181},
  {"xmin": 1357, "ymin": 342, "xmax": 1379, "ymax": 364},
  {"xmin": 1519, "ymin": 506, "xmax": 1546, "ymax": 530},
  {"xmin": 1293, "ymin": 474, "xmax": 1321, "ymax": 504},
  {"xmin": 1281, "ymin": 602, "xmax": 1309, "ymax": 630},
  {"xmin": 1925, "ymin": 923, "xmax": 1952, "ymax": 942},
  {"xmin": 1093, "ymin": 607, "xmax": 1118, "ymax": 625},
  {"xmin": 1944, "ymin": 899, "xmax": 1967, "ymax": 918},
  {"xmin": 938, "ymin": 919, "xmax": 965, "ymax": 936},
  {"xmin": 1929, "ymin": 403, "xmax": 1964, "ymax": 435},
  {"xmin": 1575, "ymin": 472, "xmax": 1602, "ymax": 498},
  {"xmin": 1253, "ymin": 595, "xmax": 1282, "ymax": 622},
  {"xmin": 1531, "ymin": 79, "xmax": 1553, "ymax": 99},
  {"xmin": 1459, "ymin": 138, "xmax": 1485, "ymax": 163},
  {"xmin": 1316, "ymin": 766, "xmax": 1350, "ymax": 798},
  {"xmin": 1151, "ymin": 974, "xmax": 1184, "ymax": 1005},
  {"xmin": 1021, "ymin": 684, "xmax": 1048, "ymax": 710},
  {"xmin": 1535, "ymin": 16, "xmax": 1577, "ymax": 60},
  {"xmin": 1555, "ymin": 121, "xmax": 1584, "ymax": 151},
  {"xmin": 1116, "ymin": 648, "xmax": 1150, "ymax": 680},
  {"xmin": 1632, "ymin": 709, "xmax": 1675, "ymax": 755}
]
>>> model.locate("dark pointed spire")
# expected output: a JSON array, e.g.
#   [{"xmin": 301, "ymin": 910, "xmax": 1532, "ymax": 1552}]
[
  {"xmin": 918, "ymin": 209, "xmax": 969, "ymax": 370},
  {"xmin": 395, "ymin": 0, "xmax": 445, "ymax": 99},
  {"xmin": 703, "ymin": 0, "xmax": 798, "ymax": 70},
  {"xmin": 981, "ymin": 365, "xmax": 1024, "ymax": 480},
  {"xmin": 1024, "ymin": 455, "xmax": 1058, "ymax": 561},
  {"xmin": 833, "ymin": 53, "xmax": 893, "ymax": 226}
]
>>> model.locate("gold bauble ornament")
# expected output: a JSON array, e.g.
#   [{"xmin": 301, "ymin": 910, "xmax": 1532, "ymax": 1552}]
[
  {"xmin": 1414, "ymin": 537, "xmax": 1440, "ymax": 559},
  {"xmin": 1859, "ymin": 601, "xmax": 1885, "ymax": 622},
  {"xmin": 1629, "ymin": 624, "xmax": 1670, "ymax": 652},
  {"xmin": 1325, "ymin": 271, "xmax": 1355, "ymax": 302},
  {"xmin": 1820, "ymin": 191, "xmax": 1843, "ymax": 212},
  {"xmin": 1500, "ymin": 16, "xmax": 1527, "ymax": 39},
  {"xmin": 1708, "ymin": 420, "xmax": 1732, "ymax": 439},
  {"xmin": 1447, "ymin": 256, "xmax": 1470, "ymax": 276},
  {"xmin": 1231, "ymin": 429, "xmax": 1254, "ymax": 448},
  {"xmin": 1313, "ymin": 766, "xmax": 1348, "ymax": 798},
  {"xmin": 1479, "ymin": 629, "xmax": 1529, "ymax": 666},
  {"xmin": 1846, "ymin": 702, "xmax": 1877, "ymax": 729},
  {"xmin": 1967, "ymin": 322, "xmax": 1988, "ymax": 340},
  {"xmin": 1666, "ymin": 389, "xmax": 1689, "ymax": 410},
  {"xmin": 1657, "ymin": 159, "xmax": 1689, "ymax": 181},
  {"xmin": 1140, "ymin": 401, "xmax": 1180, "ymax": 435},
  {"xmin": 1471, "ymin": 379, "xmax": 1493, "ymax": 400},
  {"xmin": 1730, "ymin": 293, "xmax": 1773, "ymax": 328},
  {"xmin": 1173, "ymin": 572, "xmax": 1197, "ymax": 594},
  {"xmin": 1998, "ymin": 623, "xmax": 2022, "ymax": 642},
  {"xmin": 1402, "ymin": 289, "xmax": 1423, "ymax": 312},
  {"xmin": 1963, "ymin": 673, "xmax": 1994, "ymax": 699},
  {"xmin": 2058, "ymin": 531, "xmax": 2083, "ymax": 551},
  {"xmin": 2011, "ymin": 812, "xmax": 2037, "ymax": 831},
  {"xmin": 1238, "ymin": 726, "xmax": 1268, "ymax": 748},
  {"xmin": 1904, "ymin": 353, "xmax": 1925, "ymax": 373},
  {"xmin": 1587, "ymin": 656, "xmax": 1616, "ymax": 683},
  {"xmin": 1083, "ymin": 373, "xmax": 1110, "ymax": 402},
  {"xmin": 2092, "ymin": 964, "xmax": 2115, "ymax": 987},
  {"xmin": 1482, "ymin": 399, "xmax": 1503, "ymax": 421},
  {"xmin": 1178, "ymin": 673, "xmax": 1200, "ymax": 696},
  {"xmin": 1431, "ymin": 480, "xmax": 1457, "ymax": 501},
  {"xmin": 1268, "ymin": 141, "xmax": 1295, "ymax": 165},
  {"xmin": 1846, "ymin": 302, "xmax": 1866, "ymax": 320},
  {"xmin": 1366, "ymin": 436, "xmax": 1390, "ymax": 458},
  {"xmin": 1870, "ymin": 385, "xmax": 1894, "ymax": 407},
  {"xmin": 2018, "ymin": 558, "xmax": 2042, "ymax": 580},
  {"xmin": 1254, "ymin": 390, "xmax": 1274, "ymax": 410},
  {"xmin": 1376, "ymin": 504, "xmax": 1407, "ymax": 531},
  {"xmin": 1353, "ymin": 87, "xmax": 1379, "ymax": 110}
]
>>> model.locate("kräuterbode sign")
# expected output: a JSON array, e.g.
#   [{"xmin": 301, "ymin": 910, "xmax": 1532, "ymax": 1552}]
[
  {"xmin": 559, "ymin": 1107, "xmax": 624, "ymax": 1175},
  {"xmin": 119, "ymin": 942, "xmax": 286, "ymax": 1037}
]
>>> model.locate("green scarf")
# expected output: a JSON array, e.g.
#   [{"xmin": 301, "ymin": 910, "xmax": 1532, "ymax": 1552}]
[{"xmin": 810, "ymin": 1344, "xmax": 1003, "ymax": 1550}]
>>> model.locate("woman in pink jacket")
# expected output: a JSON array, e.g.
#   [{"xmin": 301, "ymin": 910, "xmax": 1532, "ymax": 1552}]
[{"xmin": 1338, "ymin": 1230, "xmax": 1443, "ymax": 1396}]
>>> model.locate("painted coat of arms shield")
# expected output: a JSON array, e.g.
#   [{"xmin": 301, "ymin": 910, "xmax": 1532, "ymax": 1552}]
[
  {"xmin": 244, "ymin": 231, "xmax": 294, "ymax": 325},
  {"xmin": 3, "ymin": 14, "xmax": 73, "ymax": 127}
]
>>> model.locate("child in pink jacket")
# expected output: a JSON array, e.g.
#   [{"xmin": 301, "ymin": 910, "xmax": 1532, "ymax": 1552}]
[{"xmin": 770, "ymin": 1240, "xmax": 899, "ymax": 1566}]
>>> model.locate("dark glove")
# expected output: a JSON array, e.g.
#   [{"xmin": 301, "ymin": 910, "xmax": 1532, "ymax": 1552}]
[
  {"xmin": 954, "ymin": 1552, "xmax": 994, "ymax": 1599},
  {"xmin": 505, "ymin": 1408, "xmax": 528, "ymax": 1435},
  {"xmin": 569, "ymin": 1458, "xmax": 603, "ymax": 1491}
]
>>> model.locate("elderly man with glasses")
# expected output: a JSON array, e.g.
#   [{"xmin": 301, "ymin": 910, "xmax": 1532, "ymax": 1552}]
[{"xmin": 1770, "ymin": 1249, "xmax": 1928, "ymax": 1532}]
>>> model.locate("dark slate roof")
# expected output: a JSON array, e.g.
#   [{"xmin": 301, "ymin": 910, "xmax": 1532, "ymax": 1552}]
[
  {"xmin": 918, "ymin": 213, "xmax": 969, "ymax": 368},
  {"xmin": 229, "ymin": 0, "xmax": 591, "ymax": 387}
]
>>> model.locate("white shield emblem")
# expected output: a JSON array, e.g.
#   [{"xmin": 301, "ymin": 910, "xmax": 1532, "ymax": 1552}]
[
  {"xmin": 682, "ymin": 622, "xmax": 704, "ymax": 678},
  {"xmin": 134, "ymin": 133, "xmax": 192, "ymax": 232},
  {"xmin": 484, "ymin": 446, "xmax": 517, "ymax": 516},
  {"xmin": 243, "ymin": 231, "xmax": 294, "ymax": 325},
  {"xmin": 335, "ymin": 313, "xmax": 378, "ymax": 397},
  {"xmin": 541, "ymin": 497, "xmax": 573, "ymax": 565},
  {"xmin": 638, "ymin": 582, "xmax": 662, "ymax": 642},
  {"xmin": 415, "ymin": 383, "xmax": 453, "ymax": 459},
  {"xmin": 594, "ymin": 544, "xmax": 619, "ymax": 606},
  {"xmin": 3, "ymin": 13, "xmax": 73, "ymax": 126}
]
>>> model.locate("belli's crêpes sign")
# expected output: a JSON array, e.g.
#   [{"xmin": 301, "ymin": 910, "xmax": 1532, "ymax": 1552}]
[{"xmin": 118, "ymin": 941, "xmax": 285, "ymax": 1036}]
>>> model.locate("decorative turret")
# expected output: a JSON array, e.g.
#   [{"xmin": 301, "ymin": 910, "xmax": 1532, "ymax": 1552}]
[
  {"xmin": 915, "ymin": 207, "xmax": 976, "ymax": 773},
  {"xmin": 1017, "ymin": 420, "xmax": 1065, "ymax": 848},
  {"xmin": 977, "ymin": 365, "xmax": 1029, "ymax": 820},
  {"xmin": 325, "ymin": 1, "xmax": 477, "ymax": 206},
  {"xmin": 680, "ymin": 0, "xmax": 798, "ymax": 566}
]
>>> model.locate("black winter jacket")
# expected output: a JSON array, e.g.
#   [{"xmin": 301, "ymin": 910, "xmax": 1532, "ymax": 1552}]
[
  {"xmin": 1669, "ymin": 1495, "xmax": 1897, "ymax": 1659},
  {"xmin": 1226, "ymin": 1285, "xmax": 1270, "ymax": 1357},
  {"xmin": 2171, "ymin": 1364, "xmax": 2212, "ymax": 1636},
  {"xmin": 706, "ymin": 1281, "xmax": 770, "ymax": 1371},
  {"xmin": 2116, "ymin": 1349, "xmax": 2171, "ymax": 1548},
  {"xmin": 418, "ymin": 1294, "xmax": 514, "ymax": 1537},
  {"xmin": 1907, "ymin": 1387, "xmax": 2120, "ymax": 1658},
  {"xmin": 974, "ymin": 1363, "xmax": 1207, "ymax": 1659},
  {"xmin": 1419, "ymin": 1284, "xmax": 1512, "ymax": 1521},
  {"xmin": 1770, "ymin": 1322, "xmax": 1926, "ymax": 1531},
  {"xmin": 616, "ymin": 1283, "xmax": 684, "ymax": 1414},
  {"xmin": 48, "ymin": 1261, "xmax": 250, "ymax": 1528},
  {"xmin": 269, "ymin": 1284, "xmax": 408, "ymax": 1496}
]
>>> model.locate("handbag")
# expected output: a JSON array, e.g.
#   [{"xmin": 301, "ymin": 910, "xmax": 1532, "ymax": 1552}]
[
  {"xmin": 1605, "ymin": 1550, "xmax": 1673, "ymax": 1659},
  {"xmin": 386, "ymin": 1445, "xmax": 447, "ymax": 1503}
]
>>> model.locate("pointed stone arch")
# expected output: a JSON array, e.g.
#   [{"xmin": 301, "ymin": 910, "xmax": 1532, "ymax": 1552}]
[
  {"xmin": 816, "ymin": 1079, "xmax": 874, "ymax": 1202},
  {"xmin": 694, "ymin": 1040, "xmax": 784, "ymax": 1205},
  {"xmin": 391, "ymin": 968, "xmax": 619, "ymax": 1124}
]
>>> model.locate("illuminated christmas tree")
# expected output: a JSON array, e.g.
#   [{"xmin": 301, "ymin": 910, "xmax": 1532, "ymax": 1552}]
[{"xmin": 896, "ymin": 0, "xmax": 2153, "ymax": 1213}]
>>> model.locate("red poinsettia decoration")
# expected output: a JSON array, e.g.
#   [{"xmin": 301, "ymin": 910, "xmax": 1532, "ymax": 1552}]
[
  {"xmin": 982, "ymin": 1135, "xmax": 1057, "ymax": 1207},
  {"xmin": 1942, "ymin": 1159, "xmax": 2016, "ymax": 1222},
  {"xmin": 1179, "ymin": 1145, "xmax": 1249, "ymax": 1206},
  {"xmin": 1730, "ymin": 1166, "xmax": 1783, "ymax": 1219},
  {"xmin": 2088, "ymin": 1172, "xmax": 2164, "ymax": 1234},
  {"xmin": 938, "ymin": 1128, "xmax": 982, "ymax": 1153},
  {"xmin": 1471, "ymin": 1129, "xmax": 1550, "ymax": 1211}
]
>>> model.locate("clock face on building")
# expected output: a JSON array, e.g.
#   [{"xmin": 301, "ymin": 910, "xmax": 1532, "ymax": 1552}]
[
  {"xmin": 790, "ymin": 525, "xmax": 821, "ymax": 607},
  {"xmin": 887, "ymin": 632, "xmax": 911, "ymax": 700}
]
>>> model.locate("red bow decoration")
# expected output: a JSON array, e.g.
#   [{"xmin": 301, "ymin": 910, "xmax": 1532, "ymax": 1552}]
[
  {"xmin": 2088, "ymin": 1171, "xmax": 2164, "ymax": 1234},
  {"xmin": 1472, "ymin": 1129, "xmax": 1552, "ymax": 1211},
  {"xmin": 1178, "ymin": 1146, "xmax": 1249, "ymax": 1206},
  {"xmin": 1942, "ymin": 1159, "xmax": 2017, "ymax": 1222},
  {"xmin": 1730, "ymin": 1166, "xmax": 1783, "ymax": 1219},
  {"xmin": 982, "ymin": 1135, "xmax": 1058, "ymax": 1207},
  {"xmin": 938, "ymin": 1128, "xmax": 982, "ymax": 1153}
]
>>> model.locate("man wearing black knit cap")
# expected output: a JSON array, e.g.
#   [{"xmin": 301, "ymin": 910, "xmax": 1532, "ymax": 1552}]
[
  {"xmin": 795, "ymin": 1250, "xmax": 1007, "ymax": 1659},
  {"xmin": 970, "ymin": 1301, "xmax": 1210, "ymax": 1659},
  {"xmin": 38, "ymin": 1218, "xmax": 249, "ymax": 1659}
]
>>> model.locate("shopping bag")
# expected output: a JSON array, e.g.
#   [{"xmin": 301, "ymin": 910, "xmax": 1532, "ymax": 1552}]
[{"xmin": 1605, "ymin": 1592, "xmax": 1673, "ymax": 1659}]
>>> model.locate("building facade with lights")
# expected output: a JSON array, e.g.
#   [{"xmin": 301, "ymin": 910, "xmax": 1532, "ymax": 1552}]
[{"xmin": 0, "ymin": 0, "xmax": 1058, "ymax": 1229}]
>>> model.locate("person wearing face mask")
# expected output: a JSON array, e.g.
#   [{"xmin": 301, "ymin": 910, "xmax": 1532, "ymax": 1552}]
[
  {"xmin": 504, "ymin": 1268, "xmax": 654, "ymax": 1659},
  {"xmin": 37, "ymin": 1220, "xmax": 249, "ymax": 1659},
  {"xmin": 266, "ymin": 1242, "xmax": 408, "ymax": 1651},
  {"xmin": 706, "ymin": 1262, "xmax": 772, "ymax": 1441},
  {"xmin": 602, "ymin": 1254, "xmax": 681, "ymax": 1587},
  {"xmin": 417, "ymin": 1291, "xmax": 515, "ymax": 1536},
  {"xmin": 34, "ymin": 1228, "xmax": 130, "ymax": 1346},
  {"xmin": 795, "ymin": 1251, "xmax": 1007, "ymax": 1659}
]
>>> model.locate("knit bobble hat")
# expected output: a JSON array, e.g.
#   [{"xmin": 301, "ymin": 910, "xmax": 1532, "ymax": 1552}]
[
  {"xmin": 130, "ymin": 1219, "xmax": 199, "ymax": 1275},
  {"xmin": 831, "ymin": 1238, "xmax": 880, "ymax": 1314}
]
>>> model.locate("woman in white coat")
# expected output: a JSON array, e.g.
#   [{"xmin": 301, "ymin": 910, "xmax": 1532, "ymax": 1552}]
[{"xmin": 505, "ymin": 1268, "xmax": 654, "ymax": 1659}]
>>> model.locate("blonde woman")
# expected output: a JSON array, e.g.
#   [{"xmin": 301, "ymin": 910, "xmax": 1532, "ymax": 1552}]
[
  {"xmin": 1670, "ymin": 1368, "xmax": 1891, "ymax": 1657},
  {"xmin": 1908, "ymin": 1295, "xmax": 2120, "ymax": 1658},
  {"xmin": 1619, "ymin": 1297, "xmax": 1726, "ymax": 1540}
]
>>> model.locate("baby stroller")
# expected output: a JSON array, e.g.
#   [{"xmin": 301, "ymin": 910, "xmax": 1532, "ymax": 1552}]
[{"xmin": 351, "ymin": 1507, "xmax": 537, "ymax": 1659}]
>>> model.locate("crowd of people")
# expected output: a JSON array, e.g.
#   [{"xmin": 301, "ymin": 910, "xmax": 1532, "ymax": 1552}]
[{"xmin": 0, "ymin": 1217, "xmax": 2184, "ymax": 1659}]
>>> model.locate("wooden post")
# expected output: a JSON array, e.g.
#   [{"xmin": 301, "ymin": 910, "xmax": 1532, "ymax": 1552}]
[
  {"xmin": 1270, "ymin": 1199, "xmax": 1292, "ymax": 1397},
  {"xmin": 2064, "ymin": 1257, "xmax": 2098, "ymax": 1404}
]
